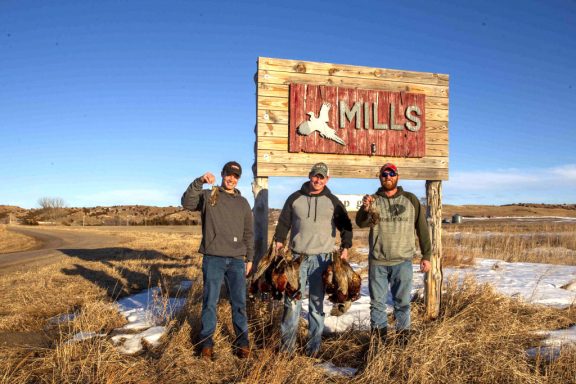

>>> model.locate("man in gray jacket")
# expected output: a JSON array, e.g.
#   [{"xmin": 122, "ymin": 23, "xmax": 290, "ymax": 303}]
[
  {"xmin": 274, "ymin": 162, "xmax": 353, "ymax": 357},
  {"xmin": 181, "ymin": 161, "xmax": 254, "ymax": 360},
  {"xmin": 356, "ymin": 162, "xmax": 431, "ymax": 346}
]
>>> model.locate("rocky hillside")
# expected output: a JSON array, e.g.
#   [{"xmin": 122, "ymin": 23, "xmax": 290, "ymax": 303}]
[{"xmin": 0, "ymin": 205, "xmax": 200, "ymax": 226}]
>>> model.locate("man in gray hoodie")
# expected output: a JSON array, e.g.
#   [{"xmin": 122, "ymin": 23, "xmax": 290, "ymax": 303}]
[
  {"xmin": 181, "ymin": 161, "xmax": 254, "ymax": 360},
  {"xmin": 274, "ymin": 162, "xmax": 353, "ymax": 357},
  {"xmin": 356, "ymin": 162, "xmax": 431, "ymax": 346}
]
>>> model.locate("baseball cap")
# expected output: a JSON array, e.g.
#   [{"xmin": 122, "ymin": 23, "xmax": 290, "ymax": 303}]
[
  {"xmin": 309, "ymin": 162, "xmax": 329, "ymax": 177},
  {"xmin": 380, "ymin": 163, "xmax": 398, "ymax": 173},
  {"xmin": 222, "ymin": 161, "xmax": 242, "ymax": 178}
]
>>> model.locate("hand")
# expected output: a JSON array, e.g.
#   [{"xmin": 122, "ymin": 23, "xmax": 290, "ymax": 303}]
[
  {"xmin": 339, "ymin": 248, "xmax": 349, "ymax": 261},
  {"xmin": 245, "ymin": 261, "xmax": 253, "ymax": 276},
  {"xmin": 420, "ymin": 259, "xmax": 431, "ymax": 273},
  {"xmin": 362, "ymin": 194, "xmax": 374, "ymax": 211},
  {"xmin": 275, "ymin": 242, "xmax": 284, "ymax": 251},
  {"xmin": 201, "ymin": 172, "xmax": 216, "ymax": 185}
]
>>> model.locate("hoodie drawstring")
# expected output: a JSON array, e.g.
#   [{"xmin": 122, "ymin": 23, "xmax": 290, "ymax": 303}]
[{"xmin": 306, "ymin": 196, "xmax": 318, "ymax": 222}]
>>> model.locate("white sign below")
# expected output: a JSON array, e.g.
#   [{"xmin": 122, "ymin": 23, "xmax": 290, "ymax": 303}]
[{"xmin": 335, "ymin": 194, "xmax": 365, "ymax": 212}]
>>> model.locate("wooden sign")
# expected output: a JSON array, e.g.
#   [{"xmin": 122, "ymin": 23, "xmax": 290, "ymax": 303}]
[
  {"xmin": 255, "ymin": 57, "xmax": 449, "ymax": 180},
  {"xmin": 289, "ymin": 84, "xmax": 425, "ymax": 157},
  {"xmin": 253, "ymin": 57, "xmax": 449, "ymax": 319}
]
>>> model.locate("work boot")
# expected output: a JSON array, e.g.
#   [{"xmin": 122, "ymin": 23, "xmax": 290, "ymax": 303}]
[
  {"xmin": 371, "ymin": 326, "xmax": 388, "ymax": 345},
  {"xmin": 397, "ymin": 329, "xmax": 410, "ymax": 347},
  {"xmin": 305, "ymin": 348, "xmax": 321, "ymax": 360},
  {"xmin": 236, "ymin": 345, "xmax": 251, "ymax": 359},
  {"xmin": 200, "ymin": 346, "xmax": 213, "ymax": 361},
  {"xmin": 359, "ymin": 327, "xmax": 388, "ymax": 374},
  {"xmin": 366, "ymin": 327, "xmax": 387, "ymax": 360}
]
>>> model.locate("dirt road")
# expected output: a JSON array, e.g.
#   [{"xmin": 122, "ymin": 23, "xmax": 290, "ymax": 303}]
[{"xmin": 0, "ymin": 226, "xmax": 123, "ymax": 274}]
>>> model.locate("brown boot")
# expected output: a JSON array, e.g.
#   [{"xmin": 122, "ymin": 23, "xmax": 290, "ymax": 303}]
[
  {"xmin": 201, "ymin": 346, "xmax": 213, "ymax": 361},
  {"xmin": 236, "ymin": 345, "xmax": 251, "ymax": 359}
]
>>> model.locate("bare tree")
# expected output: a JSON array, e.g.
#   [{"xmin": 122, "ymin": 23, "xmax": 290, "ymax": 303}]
[{"xmin": 38, "ymin": 197, "xmax": 67, "ymax": 222}]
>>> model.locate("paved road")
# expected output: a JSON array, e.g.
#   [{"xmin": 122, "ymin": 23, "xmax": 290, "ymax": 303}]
[{"xmin": 0, "ymin": 226, "xmax": 122, "ymax": 274}]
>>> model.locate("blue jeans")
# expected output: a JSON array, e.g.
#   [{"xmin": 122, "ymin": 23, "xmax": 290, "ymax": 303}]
[
  {"xmin": 281, "ymin": 253, "xmax": 330, "ymax": 355},
  {"xmin": 199, "ymin": 255, "xmax": 249, "ymax": 348},
  {"xmin": 369, "ymin": 260, "xmax": 413, "ymax": 331}
]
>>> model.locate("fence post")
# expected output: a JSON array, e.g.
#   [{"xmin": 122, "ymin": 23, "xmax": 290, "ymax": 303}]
[{"xmin": 425, "ymin": 180, "xmax": 443, "ymax": 319}]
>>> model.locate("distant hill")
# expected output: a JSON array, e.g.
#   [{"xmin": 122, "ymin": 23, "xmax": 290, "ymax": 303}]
[
  {"xmin": 442, "ymin": 203, "xmax": 576, "ymax": 218},
  {"xmin": 1, "ymin": 203, "xmax": 574, "ymax": 226},
  {"xmin": 0, "ymin": 205, "xmax": 200, "ymax": 226}
]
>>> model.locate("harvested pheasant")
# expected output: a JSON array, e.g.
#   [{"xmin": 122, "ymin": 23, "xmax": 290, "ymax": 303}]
[
  {"xmin": 365, "ymin": 194, "xmax": 380, "ymax": 226},
  {"xmin": 208, "ymin": 185, "xmax": 219, "ymax": 206},
  {"xmin": 323, "ymin": 250, "xmax": 362, "ymax": 310},
  {"xmin": 250, "ymin": 242, "xmax": 301, "ymax": 301}
]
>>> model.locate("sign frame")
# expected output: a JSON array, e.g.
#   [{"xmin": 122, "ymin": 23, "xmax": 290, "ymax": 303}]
[{"xmin": 255, "ymin": 57, "xmax": 449, "ymax": 181}]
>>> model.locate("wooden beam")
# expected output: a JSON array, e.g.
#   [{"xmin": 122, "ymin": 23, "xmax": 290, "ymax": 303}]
[
  {"xmin": 425, "ymin": 180, "xmax": 443, "ymax": 319},
  {"xmin": 252, "ymin": 177, "xmax": 269, "ymax": 269},
  {"xmin": 259, "ymin": 57, "xmax": 449, "ymax": 86},
  {"xmin": 258, "ymin": 70, "xmax": 449, "ymax": 98}
]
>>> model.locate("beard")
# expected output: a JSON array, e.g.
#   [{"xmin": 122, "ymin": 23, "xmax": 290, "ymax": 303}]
[{"xmin": 381, "ymin": 177, "xmax": 398, "ymax": 191}]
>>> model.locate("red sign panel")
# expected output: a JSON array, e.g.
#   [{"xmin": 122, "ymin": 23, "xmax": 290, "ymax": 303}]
[{"xmin": 289, "ymin": 84, "xmax": 426, "ymax": 157}]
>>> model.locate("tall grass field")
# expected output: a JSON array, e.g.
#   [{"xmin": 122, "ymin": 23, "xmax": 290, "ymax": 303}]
[{"xmin": 0, "ymin": 221, "xmax": 574, "ymax": 384}]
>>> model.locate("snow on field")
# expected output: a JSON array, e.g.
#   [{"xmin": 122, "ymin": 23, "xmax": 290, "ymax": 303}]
[
  {"xmin": 319, "ymin": 258, "xmax": 575, "ymax": 331},
  {"xmin": 66, "ymin": 255, "xmax": 575, "ymax": 358},
  {"xmin": 463, "ymin": 216, "xmax": 576, "ymax": 223},
  {"xmin": 109, "ymin": 281, "xmax": 191, "ymax": 353},
  {"xmin": 65, "ymin": 282, "xmax": 190, "ymax": 354}
]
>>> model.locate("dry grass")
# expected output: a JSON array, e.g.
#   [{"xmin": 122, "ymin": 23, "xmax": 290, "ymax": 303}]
[
  {"xmin": 443, "ymin": 221, "xmax": 576, "ymax": 267},
  {"xmin": 0, "ymin": 225, "xmax": 39, "ymax": 254},
  {"xmin": 0, "ymin": 224, "xmax": 574, "ymax": 383}
]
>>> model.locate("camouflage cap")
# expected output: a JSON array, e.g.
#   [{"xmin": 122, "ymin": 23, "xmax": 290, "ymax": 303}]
[{"xmin": 309, "ymin": 162, "xmax": 329, "ymax": 177}]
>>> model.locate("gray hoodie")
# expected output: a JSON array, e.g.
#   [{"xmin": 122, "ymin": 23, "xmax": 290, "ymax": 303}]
[
  {"xmin": 274, "ymin": 182, "xmax": 353, "ymax": 255},
  {"xmin": 356, "ymin": 186, "xmax": 431, "ymax": 266}
]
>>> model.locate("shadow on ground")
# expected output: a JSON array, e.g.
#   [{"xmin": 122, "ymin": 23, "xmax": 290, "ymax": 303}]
[{"xmin": 60, "ymin": 247, "xmax": 191, "ymax": 299}]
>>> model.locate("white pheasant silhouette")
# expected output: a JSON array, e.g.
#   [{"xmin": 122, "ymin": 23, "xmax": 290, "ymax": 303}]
[{"xmin": 297, "ymin": 102, "xmax": 346, "ymax": 146}]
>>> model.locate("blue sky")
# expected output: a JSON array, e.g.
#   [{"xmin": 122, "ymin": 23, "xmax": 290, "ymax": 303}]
[{"xmin": 1, "ymin": 0, "xmax": 575, "ymax": 209}]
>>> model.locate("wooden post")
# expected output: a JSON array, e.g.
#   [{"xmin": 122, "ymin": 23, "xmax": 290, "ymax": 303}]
[
  {"xmin": 425, "ymin": 180, "xmax": 443, "ymax": 319},
  {"xmin": 252, "ymin": 177, "xmax": 269, "ymax": 269}
]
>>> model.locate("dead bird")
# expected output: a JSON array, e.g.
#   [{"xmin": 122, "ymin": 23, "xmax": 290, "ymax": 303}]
[
  {"xmin": 365, "ymin": 194, "xmax": 380, "ymax": 226},
  {"xmin": 208, "ymin": 185, "xmax": 219, "ymax": 206},
  {"xmin": 250, "ymin": 242, "xmax": 302, "ymax": 301},
  {"xmin": 274, "ymin": 249, "xmax": 302, "ymax": 300},
  {"xmin": 250, "ymin": 241, "xmax": 282, "ymax": 300},
  {"xmin": 323, "ymin": 250, "xmax": 362, "ymax": 311}
]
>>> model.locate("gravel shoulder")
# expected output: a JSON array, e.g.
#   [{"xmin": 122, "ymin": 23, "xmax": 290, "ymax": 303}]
[{"xmin": 0, "ymin": 226, "xmax": 123, "ymax": 274}]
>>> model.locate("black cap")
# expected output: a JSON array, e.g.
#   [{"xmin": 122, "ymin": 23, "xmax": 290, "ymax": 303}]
[{"xmin": 222, "ymin": 161, "xmax": 242, "ymax": 178}]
